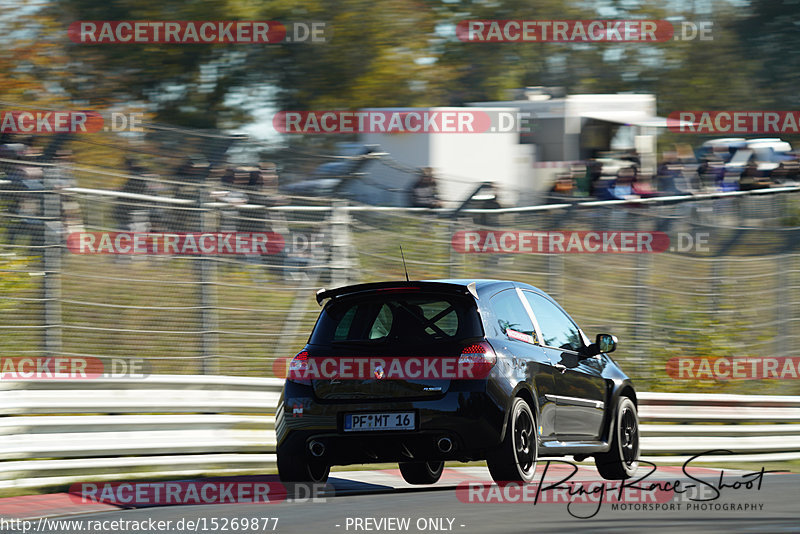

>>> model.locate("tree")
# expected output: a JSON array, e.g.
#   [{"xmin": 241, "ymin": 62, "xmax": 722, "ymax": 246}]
[{"xmin": 737, "ymin": 0, "xmax": 800, "ymax": 108}]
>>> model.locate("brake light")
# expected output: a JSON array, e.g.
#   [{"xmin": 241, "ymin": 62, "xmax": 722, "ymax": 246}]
[
  {"xmin": 458, "ymin": 342, "xmax": 497, "ymax": 377},
  {"xmin": 375, "ymin": 287, "xmax": 420, "ymax": 294},
  {"xmin": 288, "ymin": 350, "xmax": 311, "ymax": 385}
]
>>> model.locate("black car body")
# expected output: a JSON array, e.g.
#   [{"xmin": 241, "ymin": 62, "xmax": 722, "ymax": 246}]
[{"xmin": 275, "ymin": 279, "xmax": 639, "ymax": 484}]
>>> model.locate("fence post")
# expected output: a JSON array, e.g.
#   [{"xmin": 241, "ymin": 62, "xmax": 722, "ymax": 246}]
[
  {"xmin": 632, "ymin": 253, "xmax": 652, "ymax": 376},
  {"xmin": 710, "ymin": 255, "xmax": 723, "ymax": 313},
  {"xmin": 197, "ymin": 189, "xmax": 218, "ymax": 375},
  {"xmin": 447, "ymin": 219, "xmax": 458, "ymax": 279},
  {"xmin": 776, "ymin": 248, "xmax": 791, "ymax": 358},
  {"xmin": 42, "ymin": 178, "xmax": 62, "ymax": 357},
  {"xmin": 329, "ymin": 201, "xmax": 351, "ymax": 287}
]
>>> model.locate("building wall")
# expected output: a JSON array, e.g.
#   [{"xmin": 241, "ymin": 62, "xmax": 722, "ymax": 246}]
[{"xmin": 361, "ymin": 107, "xmax": 533, "ymax": 207}]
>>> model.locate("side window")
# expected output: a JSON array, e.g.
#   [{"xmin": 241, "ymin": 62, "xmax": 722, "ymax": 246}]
[
  {"xmin": 368, "ymin": 304, "xmax": 393, "ymax": 339},
  {"xmin": 334, "ymin": 306, "xmax": 357, "ymax": 339},
  {"xmin": 489, "ymin": 289, "xmax": 536, "ymax": 341},
  {"xmin": 523, "ymin": 292, "xmax": 583, "ymax": 352}
]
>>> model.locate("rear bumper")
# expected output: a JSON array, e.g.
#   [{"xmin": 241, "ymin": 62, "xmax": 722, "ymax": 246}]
[{"xmin": 276, "ymin": 382, "xmax": 505, "ymax": 465}]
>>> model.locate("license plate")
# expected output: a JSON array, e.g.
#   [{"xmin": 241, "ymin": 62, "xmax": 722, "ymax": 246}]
[{"xmin": 344, "ymin": 412, "xmax": 415, "ymax": 432}]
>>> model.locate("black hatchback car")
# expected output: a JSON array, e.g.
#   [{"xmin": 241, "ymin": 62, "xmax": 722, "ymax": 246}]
[{"xmin": 275, "ymin": 279, "xmax": 639, "ymax": 484}]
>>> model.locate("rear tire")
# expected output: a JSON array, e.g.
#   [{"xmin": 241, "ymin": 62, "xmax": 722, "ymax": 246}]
[
  {"xmin": 398, "ymin": 461, "xmax": 444, "ymax": 484},
  {"xmin": 277, "ymin": 448, "xmax": 330, "ymax": 483},
  {"xmin": 486, "ymin": 397, "xmax": 538, "ymax": 483},
  {"xmin": 595, "ymin": 396, "xmax": 639, "ymax": 480}
]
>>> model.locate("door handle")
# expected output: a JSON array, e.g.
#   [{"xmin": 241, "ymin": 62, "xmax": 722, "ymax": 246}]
[{"xmin": 553, "ymin": 363, "xmax": 567, "ymax": 374}]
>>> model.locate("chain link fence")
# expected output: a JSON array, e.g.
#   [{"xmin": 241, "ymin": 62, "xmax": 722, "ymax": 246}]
[{"xmin": 1, "ymin": 137, "xmax": 799, "ymax": 394}]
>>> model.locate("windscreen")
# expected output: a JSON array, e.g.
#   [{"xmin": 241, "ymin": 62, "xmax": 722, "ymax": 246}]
[{"xmin": 309, "ymin": 292, "xmax": 483, "ymax": 346}]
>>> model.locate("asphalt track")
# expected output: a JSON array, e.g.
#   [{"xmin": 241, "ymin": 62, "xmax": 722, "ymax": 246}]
[{"xmin": 4, "ymin": 465, "xmax": 798, "ymax": 534}]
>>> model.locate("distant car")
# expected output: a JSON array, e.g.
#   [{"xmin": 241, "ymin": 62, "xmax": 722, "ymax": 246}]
[
  {"xmin": 282, "ymin": 144, "xmax": 380, "ymax": 200},
  {"xmin": 745, "ymin": 139, "xmax": 795, "ymax": 174},
  {"xmin": 275, "ymin": 279, "xmax": 639, "ymax": 484},
  {"xmin": 699, "ymin": 138, "xmax": 796, "ymax": 190},
  {"xmin": 697, "ymin": 138, "xmax": 747, "ymax": 163}
]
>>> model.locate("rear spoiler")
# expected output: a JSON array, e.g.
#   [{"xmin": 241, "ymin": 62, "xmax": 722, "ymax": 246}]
[{"xmin": 315, "ymin": 281, "xmax": 478, "ymax": 306}]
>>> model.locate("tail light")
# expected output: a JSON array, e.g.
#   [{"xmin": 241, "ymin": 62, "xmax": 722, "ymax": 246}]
[
  {"xmin": 288, "ymin": 350, "xmax": 311, "ymax": 385},
  {"xmin": 458, "ymin": 342, "xmax": 497, "ymax": 378}
]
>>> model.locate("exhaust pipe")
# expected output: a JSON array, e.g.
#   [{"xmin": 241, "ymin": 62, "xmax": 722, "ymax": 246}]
[
  {"xmin": 437, "ymin": 437, "xmax": 453, "ymax": 453},
  {"xmin": 309, "ymin": 440, "xmax": 325, "ymax": 457}
]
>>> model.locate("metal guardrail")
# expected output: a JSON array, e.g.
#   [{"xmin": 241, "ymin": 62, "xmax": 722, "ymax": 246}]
[
  {"xmin": 0, "ymin": 376, "xmax": 282, "ymax": 491},
  {"xmin": 0, "ymin": 377, "xmax": 798, "ymax": 491},
  {"xmin": 63, "ymin": 183, "xmax": 800, "ymax": 213},
  {"xmin": 638, "ymin": 391, "xmax": 800, "ymax": 463}
]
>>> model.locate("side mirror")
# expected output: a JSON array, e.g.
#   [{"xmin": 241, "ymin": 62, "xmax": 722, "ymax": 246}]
[{"xmin": 596, "ymin": 333, "xmax": 617, "ymax": 354}]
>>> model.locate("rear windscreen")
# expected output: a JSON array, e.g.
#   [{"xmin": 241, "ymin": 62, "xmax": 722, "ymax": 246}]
[{"xmin": 310, "ymin": 293, "xmax": 483, "ymax": 345}]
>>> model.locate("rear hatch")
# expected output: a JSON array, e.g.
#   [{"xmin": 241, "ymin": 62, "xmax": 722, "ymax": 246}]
[{"xmin": 306, "ymin": 285, "xmax": 485, "ymax": 401}]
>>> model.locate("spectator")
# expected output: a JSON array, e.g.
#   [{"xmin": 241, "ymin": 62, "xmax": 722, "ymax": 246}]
[
  {"xmin": 771, "ymin": 159, "xmax": 799, "ymax": 185},
  {"xmin": 259, "ymin": 162, "xmax": 279, "ymax": 192},
  {"xmin": 474, "ymin": 183, "xmax": 502, "ymax": 228},
  {"xmin": 173, "ymin": 155, "xmax": 210, "ymax": 231},
  {"xmin": 697, "ymin": 154, "xmax": 725, "ymax": 190},
  {"xmin": 739, "ymin": 158, "xmax": 770, "ymax": 190},
  {"xmin": 44, "ymin": 149, "xmax": 77, "ymax": 188},
  {"xmin": 45, "ymin": 149, "xmax": 83, "ymax": 234},
  {"xmin": 409, "ymin": 167, "xmax": 442, "ymax": 208},
  {"xmin": 657, "ymin": 151, "xmax": 692, "ymax": 194},
  {"xmin": 114, "ymin": 157, "xmax": 159, "ymax": 231},
  {"xmin": 631, "ymin": 168, "xmax": 660, "ymax": 198},
  {"xmin": 551, "ymin": 173, "xmax": 575, "ymax": 197},
  {"xmin": 611, "ymin": 166, "xmax": 639, "ymax": 200},
  {"xmin": 586, "ymin": 159, "xmax": 604, "ymax": 197}
]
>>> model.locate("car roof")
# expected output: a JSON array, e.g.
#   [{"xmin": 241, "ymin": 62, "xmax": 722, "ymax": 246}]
[
  {"xmin": 428, "ymin": 278, "xmax": 545, "ymax": 293},
  {"xmin": 702, "ymin": 138, "xmax": 746, "ymax": 147},
  {"xmin": 747, "ymin": 140, "xmax": 792, "ymax": 152},
  {"xmin": 315, "ymin": 279, "xmax": 547, "ymax": 305}
]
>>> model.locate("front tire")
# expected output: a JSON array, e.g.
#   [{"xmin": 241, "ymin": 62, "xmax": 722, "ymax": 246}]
[
  {"xmin": 398, "ymin": 461, "xmax": 444, "ymax": 484},
  {"xmin": 595, "ymin": 396, "xmax": 639, "ymax": 480},
  {"xmin": 277, "ymin": 448, "xmax": 330, "ymax": 483},
  {"xmin": 486, "ymin": 397, "xmax": 538, "ymax": 483}
]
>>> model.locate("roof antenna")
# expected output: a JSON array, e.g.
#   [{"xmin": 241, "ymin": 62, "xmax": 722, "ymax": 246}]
[{"xmin": 400, "ymin": 245, "xmax": 410, "ymax": 282}]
